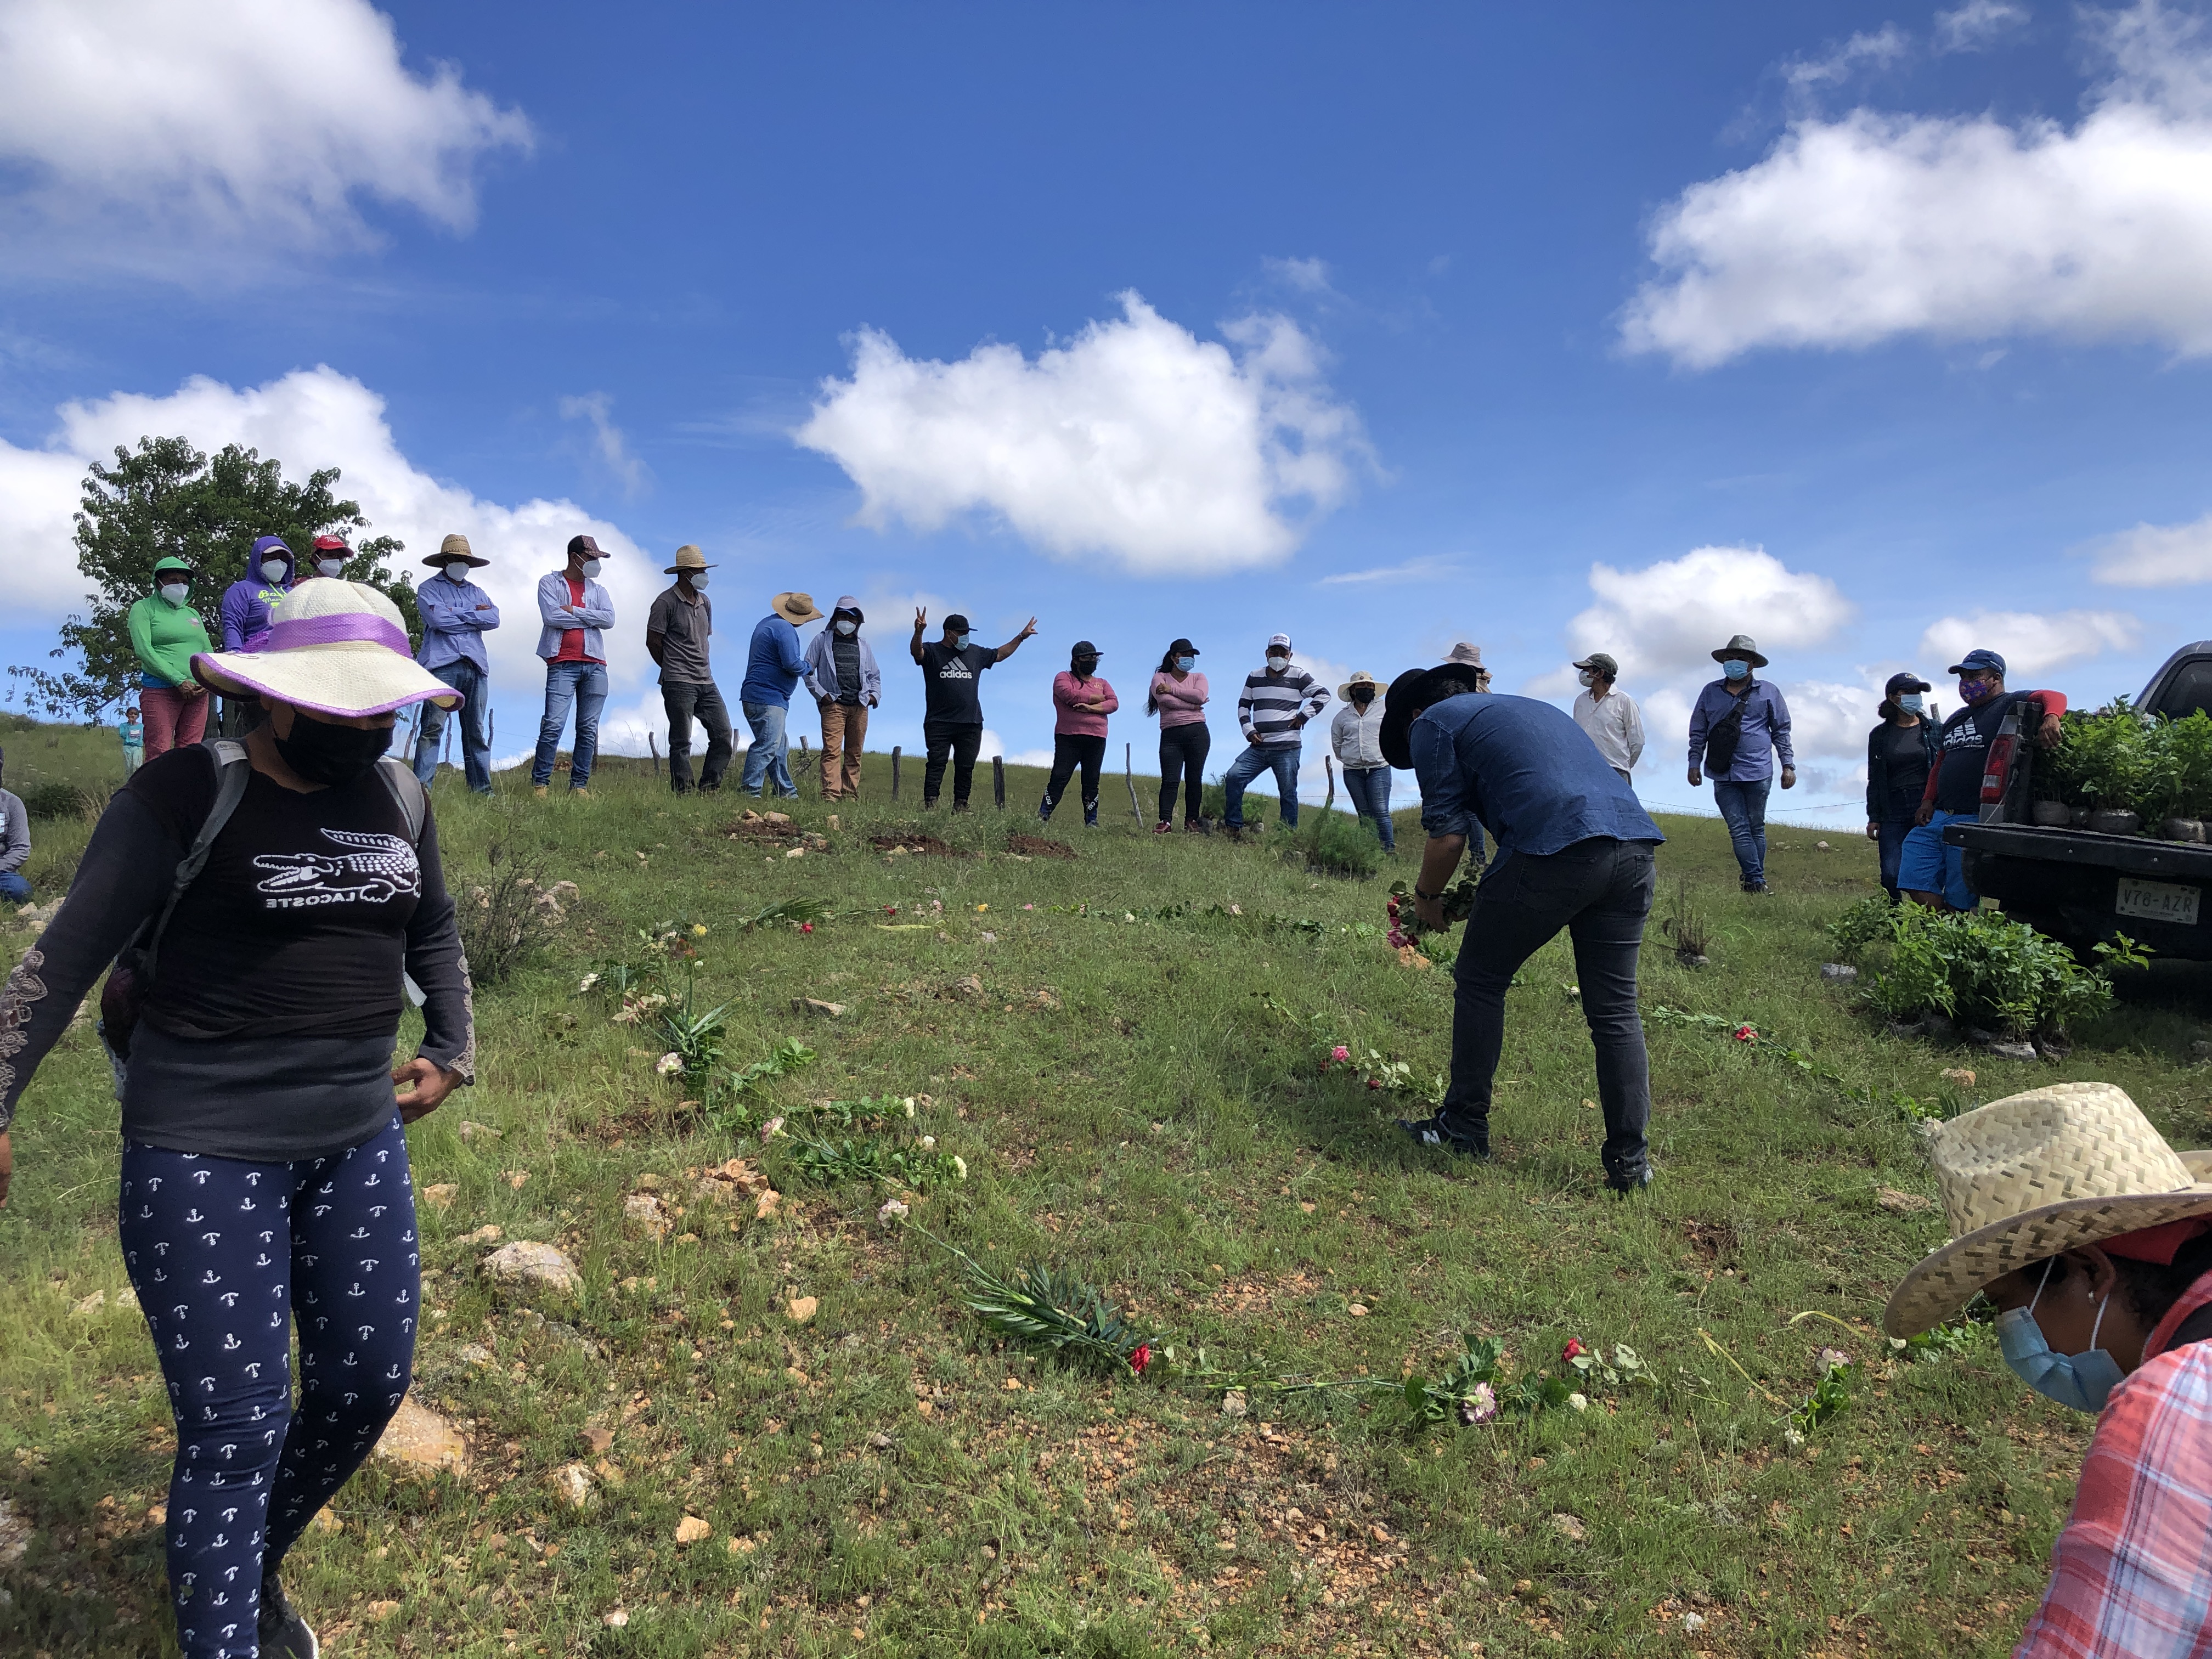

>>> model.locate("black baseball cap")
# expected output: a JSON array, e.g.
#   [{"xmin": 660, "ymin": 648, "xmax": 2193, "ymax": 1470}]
[
  {"xmin": 567, "ymin": 534, "xmax": 603, "ymax": 558},
  {"xmin": 1884, "ymin": 671, "xmax": 1932, "ymax": 696},
  {"xmin": 943, "ymin": 613, "xmax": 970, "ymax": 633},
  {"xmin": 1072, "ymin": 640, "xmax": 1101, "ymax": 657}
]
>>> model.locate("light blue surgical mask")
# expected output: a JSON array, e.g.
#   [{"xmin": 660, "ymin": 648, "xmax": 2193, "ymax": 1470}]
[
  {"xmin": 159, "ymin": 582, "xmax": 189, "ymax": 605},
  {"xmin": 443, "ymin": 561, "xmax": 473, "ymax": 583},
  {"xmin": 261, "ymin": 558, "xmax": 289, "ymax": 584},
  {"xmin": 1999, "ymin": 1259, "xmax": 2126, "ymax": 1414},
  {"xmin": 1899, "ymin": 693, "xmax": 1924, "ymax": 713},
  {"xmin": 1175, "ymin": 656, "xmax": 1195, "ymax": 672},
  {"xmin": 1722, "ymin": 659, "xmax": 1751, "ymax": 681},
  {"xmin": 948, "ymin": 633, "xmax": 969, "ymax": 649},
  {"xmin": 688, "ymin": 572, "xmax": 709, "ymax": 590}
]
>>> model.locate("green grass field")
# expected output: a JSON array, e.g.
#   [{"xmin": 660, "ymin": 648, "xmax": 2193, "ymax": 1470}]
[{"xmin": 4, "ymin": 729, "xmax": 2210, "ymax": 1657}]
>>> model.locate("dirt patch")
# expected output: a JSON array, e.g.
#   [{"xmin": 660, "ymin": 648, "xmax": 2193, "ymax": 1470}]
[
  {"xmin": 871, "ymin": 831, "xmax": 959, "ymax": 856},
  {"xmin": 725, "ymin": 811, "xmax": 827, "ymax": 849},
  {"xmin": 1210, "ymin": 1271, "xmax": 1322, "ymax": 1316},
  {"xmin": 1682, "ymin": 1218, "xmax": 1739, "ymax": 1264},
  {"xmin": 1005, "ymin": 833, "xmax": 1077, "ymax": 860}
]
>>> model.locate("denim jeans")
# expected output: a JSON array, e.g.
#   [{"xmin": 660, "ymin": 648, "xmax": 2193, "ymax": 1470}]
[
  {"xmin": 1340, "ymin": 764, "xmax": 1395, "ymax": 850},
  {"xmin": 1222, "ymin": 743, "xmax": 1301, "ymax": 829},
  {"xmin": 1712, "ymin": 776, "xmax": 1772, "ymax": 886},
  {"xmin": 741, "ymin": 700, "xmax": 796, "ymax": 798},
  {"xmin": 412, "ymin": 659, "xmax": 493, "ymax": 793},
  {"xmin": 531, "ymin": 659, "xmax": 607, "ymax": 788},
  {"xmin": 663, "ymin": 680, "xmax": 733, "ymax": 793},
  {"xmin": 0, "ymin": 871, "xmax": 29, "ymax": 904},
  {"xmin": 1441, "ymin": 838, "xmax": 1657, "ymax": 1181},
  {"xmin": 1041, "ymin": 733, "xmax": 1106, "ymax": 825},
  {"xmin": 1158, "ymin": 724, "xmax": 1211, "ymax": 824},
  {"xmin": 1875, "ymin": 815, "xmax": 1914, "ymax": 902}
]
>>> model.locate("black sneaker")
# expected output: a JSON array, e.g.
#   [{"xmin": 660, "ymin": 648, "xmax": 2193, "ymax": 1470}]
[
  {"xmin": 259, "ymin": 1576, "xmax": 319, "ymax": 1658},
  {"xmin": 1741, "ymin": 881, "xmax": 1770, "ymax": 895},
  {"xmin": 1396, "ymin": 1115, "xmax": 1490, "ymax": 1160},
  {"xmin": 1605, "ymin": 1165, "xmax": 1656, "ymax": 1197}
]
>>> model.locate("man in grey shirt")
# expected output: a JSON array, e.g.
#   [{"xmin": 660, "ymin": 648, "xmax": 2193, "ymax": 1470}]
[
  {"xmin": 645, "ymin": 545, "xmax": 733, "ymax": 794},
  {"xmin": 0, "ymin": 746, "xmax": 27, "ymax": 904}
]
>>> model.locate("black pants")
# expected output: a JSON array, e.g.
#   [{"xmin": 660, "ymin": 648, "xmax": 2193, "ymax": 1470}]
[
  {"xmin": 662, "ymin": 679, "xmax": 733, "ymax": 792},
  {"xmin": 1158, "ymin": 723, "xmax": 1211, "ymax": 823},
  {"xmin": 1442, "ymin": 837, "xmax": 1657, "ymax": 1181},
  {"xmin": 923, "ymin": 719, "xmax": 984, "ymax": 805},
  {"xmin": 1040, "ymin": 733, "xmax": 1106, "ymax": 824}
]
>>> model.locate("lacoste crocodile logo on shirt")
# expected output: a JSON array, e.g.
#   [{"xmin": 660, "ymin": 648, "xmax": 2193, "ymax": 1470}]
[{"xmin": 253, "ymin": 830, "xmax": 421, "ymax": 909}]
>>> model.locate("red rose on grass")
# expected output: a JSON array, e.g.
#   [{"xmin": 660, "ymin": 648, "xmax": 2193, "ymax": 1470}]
[
  {"xmin": 1130, "ymin": 1344, "xmax": 1152, "ymax": 1376},
  {"xmin": 1366, "ymin": 1078, "xmax": 1383, "ymax": 1091},
  {"xmin": 1731, "ymin": 1024, "xmax": 1756, "ymax": 1042},
  {"xmin": 800, "ymin": 922, "xmax": 815, "ymax": 934},
  {"xmin": 1562, "ymin": 1338, "xmax": 1587, "ymax": 1361},
  {"xmin": 1331, "ymin": 1046, "xmax": 1350, "ymax": 1062}
]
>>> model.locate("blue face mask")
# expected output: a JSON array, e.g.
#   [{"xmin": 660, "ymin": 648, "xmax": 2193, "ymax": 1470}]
[
  {"xmin": 1175, "ymin": 656, "xmax": 1195, "ymax": 672},
  {"xmin": 1999, "ymin": 1260, "xmax": 2127, "ymax": 1414},
  {"xmin": 1898, "ymin": 693, "xmax": 1923, "ymax": 713},
  {"xmin": 948, "ymin": 633, "xmax": 969, "ymax": 650},
  {"xmin": 1722, "ymin": 659, "xmax": 1751, "ymax": 681}
]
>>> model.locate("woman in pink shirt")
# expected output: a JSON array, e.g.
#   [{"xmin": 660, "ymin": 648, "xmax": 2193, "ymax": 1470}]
[
  {"xmin": 1147, "ymin": 636, "xmax": 1210, "ymax": 832},
  {"xmin": 1039, "ymin": 640, "xmax": 1119, "ymax": 827}
]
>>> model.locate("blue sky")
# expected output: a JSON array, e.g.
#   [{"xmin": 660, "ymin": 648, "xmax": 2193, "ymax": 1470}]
[{"xmin": 4, "ymin": 0, "xmax": 2210, "ymax": 821}]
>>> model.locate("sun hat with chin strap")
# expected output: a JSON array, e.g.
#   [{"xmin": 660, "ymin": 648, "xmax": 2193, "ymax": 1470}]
[{"xmin": 191, "ymin": 580, "xmax": 463, "ymax": 718}]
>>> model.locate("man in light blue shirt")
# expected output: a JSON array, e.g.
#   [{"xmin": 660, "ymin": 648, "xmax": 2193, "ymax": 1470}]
[
  {"xmin": 411, "ymin": 532, "xmax": 501, "ymax": 794},
  {"xmin": 1384, "ymin": 664, "xmax": 1665, "ymax": 1192},
  {"xmin": 1686, "ymin": 633, "xmax": 1796, "ymax": 893},
  {"xmin": 737, "ymin": 591, "xmax": 823, "ymax": 798},
  {"xmin": 531, "ymin": 534, "xmax": 617, "ymax": 797}
]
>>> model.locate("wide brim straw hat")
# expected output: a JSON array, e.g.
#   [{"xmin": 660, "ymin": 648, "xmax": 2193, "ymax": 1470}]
[
  {"xmin": 772, "ymin": 591, "xmax": 825, "ymax": 625},
  {"xmin": 425, "ymin": 532, "xmax": 488, "ymax": 570},
  {"xmin": 1339, "ymin": 669, "xmax": 1382, "ymax": 699},
  {"xmin": 1884, "ymin": 1082, "xmax": 2212, "ymax": 1338},
  {"xmin": 665, "ymin": 543, "xmax": 714, "ymax": 575},
  {"xmin": 193, "ymin": 580, "xmax": 463, "ymax": 716}
]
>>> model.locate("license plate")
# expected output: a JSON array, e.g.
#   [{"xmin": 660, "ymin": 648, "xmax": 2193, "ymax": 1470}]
[{"xmin": 2116, "ymin": 877, "xmax": 2202, "ymax": 926}]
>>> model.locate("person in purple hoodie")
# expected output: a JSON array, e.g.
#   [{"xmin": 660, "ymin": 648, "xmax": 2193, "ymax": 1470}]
[{"xmin": 215, "ymin": 535, "xmax": 296, "ymax": 736}]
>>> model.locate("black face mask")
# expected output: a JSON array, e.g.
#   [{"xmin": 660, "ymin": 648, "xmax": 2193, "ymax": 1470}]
[
  {"xmin": 1350, "ymin": 689, "xmax": 1374, "ymax": 707},
  {"xmin": 275, "ymin": 711, "xmax": 393, "ymax": 786}
]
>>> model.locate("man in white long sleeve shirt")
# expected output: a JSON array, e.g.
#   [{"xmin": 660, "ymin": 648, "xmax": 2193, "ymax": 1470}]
[{"xmin": 1571, "ymin": 653, "xmax": 1645, "ymax": 783}]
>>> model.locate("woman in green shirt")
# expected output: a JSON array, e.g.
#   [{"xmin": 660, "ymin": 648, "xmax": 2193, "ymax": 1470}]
[{"xmin": 127, "ymin": 556, "xmax": 213, "ymax": 758}]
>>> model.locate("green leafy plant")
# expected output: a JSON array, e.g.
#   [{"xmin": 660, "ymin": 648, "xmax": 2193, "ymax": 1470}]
[
  {"xmin": 704, "ymin": 1039, "xmax": 819, "ymax": 1134},
  {"xmin": 1282, "ymin": 809, "xmax": 1383, "ymax": 878},
  {"xmin": 654, "ymin": 956, "xmax": 730, "ymax": 1086},
  {"xmin": 743, "ymin": 895, "xmax": 838, "ymax": 932},
  {"xmin": 945, "ymin": 1247, "xmax": 1155, "ymax": 1376},
  {"xmin": 1846, "ymin": 906, "xmax": 2137, "ymax": 1039}
]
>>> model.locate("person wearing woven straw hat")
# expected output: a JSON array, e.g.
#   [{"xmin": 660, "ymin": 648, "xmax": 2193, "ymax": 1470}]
[
  {"xmin": 1330, "ymin": 670, "xmax": 1395, "ymax": 851},
  {"xmin": 0, "ymin": 578, "xmax": 473, "ymax": 1659},
  {"xmin": 531, "ymin": 534, "xmax": 617, "ymax": 797},
  {"xmin": 738, "ymin": 591, "xmax": 824, "ymax": 798},
  {"xmin": 804, "ymin": 596, "xmax": 882, "ymax": 802},
  {"xmin": 646, "ymin": 546, "xmax": 733, "ymax": 794},
  {"xmin": 1571, "ymin": 653, "xmax": 1644, "ymax": 784},
  {"xmin": 1687, "ymin": 634, "xmax": 1795, "ymax": 894},
  {"xmin": 411, "ymin": 532, "xmax": 501, "ymax": 794},
  {"xmin": 1887, "ymin": 1084, "xmax": 2212, "ymax": 1651}
]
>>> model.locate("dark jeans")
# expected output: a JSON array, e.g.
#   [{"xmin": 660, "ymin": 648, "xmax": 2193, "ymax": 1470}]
[
  {"xmin": 1040, "ymin": 733, "xmax": 1106, "ymax": 825},
  {"xmin": 663, "ymin": 679, "xmax": 733, "ymax": 792},
  {"xmin": 1158, "ymin": 724, "xmax": 1211, "ymax": 823},
  {"xmin": 1223, "ymin": 742, "xmax": 1301, "ymax": 829},
  {"xmin": 1712, "ymin": 777, "xmax": 1771, "ymax": 886},
  {"xmin": 923, "ymin": 719, "xmax": 984, "ymax": 805},
  {"xmin": 1341, "ymin": 764, "xmax": 1395, "ymax": 850},
  {"xmin": 1875, "ymin": 814, "xmax": 1914, "ymax": 902},
  {"xmin": 1442, "ymin": 837, "xmax": 1657, "ymax": 1181},
  {"xmin": 411, "ymin": 659, "xmax": 493, "ymax": 793},
  {"xmin": 120, "ymin": 1115, "xmax": 417, "ymax": 1659}
]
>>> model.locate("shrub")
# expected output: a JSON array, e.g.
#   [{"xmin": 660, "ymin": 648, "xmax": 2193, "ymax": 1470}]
[
  {"xmin": 17, "ymin": 781, "xmax": 91, "ymax": 820},
  {"xmin": 456, "ymin": 842, "xmax": 563, "ymax": 987},
  {"xmin": 2044, "ymin": 700, "xmax": 2212, "ymax": 822},
  {"xmin": 1852, "ymin": 904, "xmax": 2122, "ymax": 1038},
  {"xmin": 1283, "ymin": 809, "xmax": 1381, "ymax": 878}
]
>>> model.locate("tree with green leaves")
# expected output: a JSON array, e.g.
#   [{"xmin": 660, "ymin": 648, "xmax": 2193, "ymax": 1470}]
[{"xmin": 11, "ymin": 436, "xmax": 421, "ymax": 720}]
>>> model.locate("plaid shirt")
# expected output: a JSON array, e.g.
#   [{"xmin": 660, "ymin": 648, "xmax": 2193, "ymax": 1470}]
[{"xmin": 2016, "ymin": 1272, "xmax": 2212, "ymax": 1656}]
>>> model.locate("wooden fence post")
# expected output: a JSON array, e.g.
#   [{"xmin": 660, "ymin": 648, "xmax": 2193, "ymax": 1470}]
[
  {"xmin": 891, "ymin": 746, "xmax": 901, "ymax": 800},
  {"xmin": 1125, "ymin": 742, "xmax": 1142, "ymax": 825},
  {"xmin": 1322, "ymin": 754, "xmax": 1335, "ymax": 810},
  {"xmin": 993, "ymin": 754, "xmax": 1006, "ymax": 810}
]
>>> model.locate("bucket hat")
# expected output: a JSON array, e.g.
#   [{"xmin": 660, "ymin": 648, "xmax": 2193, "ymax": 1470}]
[
  {"xmin": 1442, "ymin": 642, "xmax": 1482, "ymax": 668},
  {"xmin": 772, "ymin": 591, "xmax": 825, "ymax": 626},
  {"xmin": 665, "ymin": 544, "xmax": 714, "ymax": 575},
  {"xmin": 1339, "ymin": 669, "xmax": 1383, "ymax": 699},
  {"xmin": 1883, "ymin": 1082, "xmax": 2212, "ymax": 1338},
  {"xmin": 1380, "ymin": 664, "xmax": 1482, "ymax": 770},
  {"xmin": 425, "ymin": 533, "xmax": 489, "ymax": 571},
  {"xmin": 192, "ymin": 580, "xmax": 463, "ymax": 716},
  {"xmin": 1712, "ymin": 635, "xmax": 1769, "ymax": 669}
]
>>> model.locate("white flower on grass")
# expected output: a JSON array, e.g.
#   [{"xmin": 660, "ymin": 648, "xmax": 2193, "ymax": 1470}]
[
  {"xmin": 903, "ymin": 1098, "xmax": 917, "ymax": 1118},
  {"xmin": 1818, "ymin": 1347, "xmax": 1853, "ymax": 1373},
  {"xmin": 654, "ymin": 1053, "xmax": 682, "ymax": 1076},
  {"xmin": 951, "ymin": 1156, "xmax": 968, "ymax": 1180},
  {"xmin": 1566, "ymin": 1392, "xmax": 1589, "ymax": 1412},
  {"xmin": 761, "ymin": 1117, "xmax": 786, "ymax": 1141},
  {"xmin": 577, "ymin": 972, "xmax": 601, "ymax": 995},
  {"xmin": 918, "ymin": 1136, "xmax": 936, "ymax": 1151},
  {"xmin": 878, "ymin": 1199, "xmax": 910, "ymax": 1227},
  {"xmin": 1781, "ymin": 1427, "xmax": 1807, "ymax": 1452}
]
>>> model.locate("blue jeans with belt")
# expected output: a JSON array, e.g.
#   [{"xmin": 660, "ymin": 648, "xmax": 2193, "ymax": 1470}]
[
  {"xmin": 1712, "ymin": 777, "xmax": 1771, "ymax": 887},
  {"xmin": 1340, "ymin": 764, "xmax": 1395, "ymax": 850},
  {"xmin": 531, "ymin": 659, "xmax": 607, "ymax": 788},
  {"xmin": 411, "ymin": 659, "xmax": 493, "ymax": 794},
  {"xmin": 1222, "ymin": 743, "xmax": 1301, "ymax": 829}
]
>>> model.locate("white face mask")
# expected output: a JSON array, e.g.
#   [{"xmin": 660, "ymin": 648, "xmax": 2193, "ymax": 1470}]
[
  {"xmin": 315, "ymin": 558, "xmax": 345, "ymax": 578},
  {"xmin": 580, "ymin": 558, "xmax": 602, "ymax": 579},
  {"xmin": 687, "ymin": 572, "xmax": 709, "ymax": 590},
  {"xmin": 1266, "ymin": 653, "xmax": 1290, "ymax": 670},
  {"xmin": 444, "ymin": 561, "xmax": 473, "ymax": 583},
  {"xmin": 835, "ymin": 619, "xmax": 858, "ymax": 636},
  {"xmin": 261, "ymin": 559, "xmax": 289, "ymax": 584},
  {"xmin": 1577, "ymin": 670, "xmax": 1595, "ymax": 687},
  {"xmin": 159, "ymin": 582, "xmax": 189, "ymax": 605}
]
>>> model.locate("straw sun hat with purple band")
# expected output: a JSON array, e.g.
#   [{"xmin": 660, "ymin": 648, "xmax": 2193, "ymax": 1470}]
[{"xmin": 191, "ymin": 581, "xmax": 464, "ymax": 717}]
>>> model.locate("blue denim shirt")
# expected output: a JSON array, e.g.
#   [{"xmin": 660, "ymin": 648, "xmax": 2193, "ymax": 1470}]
[
  {"xmin": 1687, "ymin": 679, "xmax": 1793, "ymax": 783},
  {"xmin": 1413, "ymin": 693, "xmax": 1663, "ymax": 862},
  {"xmin": 415, "ymin": 574, "xmax": 500, "ymax": 674}
]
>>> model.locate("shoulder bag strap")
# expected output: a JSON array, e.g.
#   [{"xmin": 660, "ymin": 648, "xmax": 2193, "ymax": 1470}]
[
  {"xmin": 374, "ymin": 756, "xmax": 432, "ymax": 1008},
  {"xmin": 142, "ymin": 740, "xmax": 252, "ymax": 980},
  {"xmin": 2170, "ymin": 1301, "xmax": 2212, "ymax": 1352}
]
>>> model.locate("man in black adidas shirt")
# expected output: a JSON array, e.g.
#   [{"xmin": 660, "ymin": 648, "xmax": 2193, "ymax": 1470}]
[
  {"xmin": 1899, "ymin": 647, "xmax": 2067, "ymax": 910},
  {"xmin": 909, "ymin": 607, "xmax": 1037, "ymax": 809}
]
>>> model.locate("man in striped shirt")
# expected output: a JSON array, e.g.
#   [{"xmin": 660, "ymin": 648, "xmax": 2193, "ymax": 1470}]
[{"xmin": 1223, "ymin": 633, "xmax": 1330, "ymax": 836}]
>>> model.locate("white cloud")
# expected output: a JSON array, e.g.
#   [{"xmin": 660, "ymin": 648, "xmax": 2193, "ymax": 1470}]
[
  {"xmin": 0, "ymin": 0, "xmax": 531, "ymax": 259},
  {"xmin": 1624, "ymin": 2, "xmax": 2212, "ymax": 366},
  {"xmin": 2, "ymin": 364, "xmax": 663, "ymax": 705},
  {"xmin": 1918, "ymin": 608, "xmax": 2142, "ymax": 677},
  {"xmin": 1783, "ymin": 25, "xmax": 1910, "ymax": 96},
  {"xmin": 2087, "ymin": 510, "xmax": 2212, "ymax": 585},
  {"xmin": 1315, "ymin": 554, "xmax": 1462, "ymax": 586},
  {"xmin": 1563, "ymin": 545, "xmax": 1855, "ymax": 684},
  {"xmin": 1262, "ymin": 255, "xmax": 1336, "ymax": 296},
  {"xmin": 1936, "ymin": 1, "xmax": 2030, "ymax": 51},
  {"xmin": 793, "ymin": 292, "xmax": 1370, "ymax": 577},
  {"xmin": 558, "ymin": 393, "xmax": 651, "ymax": 499}
]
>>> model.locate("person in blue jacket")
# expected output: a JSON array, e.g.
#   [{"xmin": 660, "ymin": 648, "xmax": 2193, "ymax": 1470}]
[
  {"xmin": 738, "ymin": 591, "xmax": 824, "ymax": 799},
  {"xmin": 216, "ymin": 534, "xmax": 295, "ymax": 736},
  {"xmin": 411, "ymin": 533, "xmax": 501, "ymax": 794},
  {"xmin": 1864, "ymin": 671, "xmax": 1940, "ymax": 902}
]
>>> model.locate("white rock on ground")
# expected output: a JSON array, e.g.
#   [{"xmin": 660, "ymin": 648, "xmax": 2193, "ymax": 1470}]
[
  {"xmin": 481, "ymin": 1240, "xmax": 583, "ymax": 1295},
  {"xmin": 373, "ymin": 1396, "xmax": 470, "ymax": 1474}
]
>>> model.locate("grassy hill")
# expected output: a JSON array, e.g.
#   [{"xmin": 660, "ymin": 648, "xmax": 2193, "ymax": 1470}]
[{"xmin": 3, "ymin": 736, "xmax": 2209, "ymax": 1657}]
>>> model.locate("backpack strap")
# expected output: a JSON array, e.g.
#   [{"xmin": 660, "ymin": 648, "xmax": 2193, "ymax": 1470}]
[
  {"xmin": 375, "ymin": 757, "xmax": 427, "ymax": 846},
  {"xmin": 2171, "ymin": 1301, "xmax": 2212, "ymax": 1353},
  {"xmin": 143, "ymin": 740, "xmax": 252, "ymax": 980}
]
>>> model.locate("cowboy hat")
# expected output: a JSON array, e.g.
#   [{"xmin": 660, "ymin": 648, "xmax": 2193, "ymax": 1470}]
[
  {"xmin": 193, "ymin": 580, "xmax": 462, "ymax": 716},
  {"xmin": 1380, "ymin": 664, "xmax": 1482, "ymax": 770},
  {"xmin": 665, "ymin": 544, "xmax": 714, "ymax": 575},
  {"xmin": 1883, "ymin": 1082, "xmax": 2212, "ymax": 1338},
  {"xmin": 1712, "ymin": 635, "xmax": 1769, "ymax": 669},
  {"xmin": 425, "ymin": 532, "xmax": 489, "ymax": 570},
  {"xmin": 1339, "ymin": 669, "xmax": 1383, "ymax": 699},
  {"xmin": 772, "ymin": 591, "xmax": 825, "ymax": 625}
]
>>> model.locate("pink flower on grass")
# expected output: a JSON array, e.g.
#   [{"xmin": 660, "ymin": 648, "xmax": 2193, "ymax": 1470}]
[
  {"xmin": 1366, "ymin": 1078, "xmax": 1383, "ymax": 1091},
  {"xmin": 1818, "ymin": 1347, "xmax": 1853, "ymax": 1373},
  {"xmin": 799, "ymin": 922, "xmax": 815, "ymax": 934},
  {"xmin": 1130, "ymin": 1344, "xmax": 1152, "ymax": 1376},
  {"xmin": 1458, "ymin": 1382, "xmax": 1498, "ymax": 1425},
  {"xmin": 1562, "ymin": 1338, "xmax": 1587, "ymax": 1362},
  {"xmin": 1331, "ymin": 1046, "xmax": 1351, "ymax": 1062},
  {"xmin": 1731, "ymin": 1024, "xmax": 1757, "ymax": 1042}
]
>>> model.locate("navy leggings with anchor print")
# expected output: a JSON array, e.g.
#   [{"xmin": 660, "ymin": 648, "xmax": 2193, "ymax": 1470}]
[{"xmin": 119, "ymin": 1115, "xmax": 419, "ymax": 1659}]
